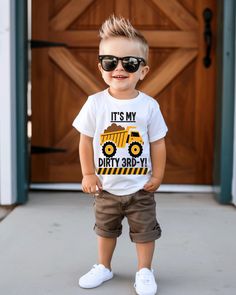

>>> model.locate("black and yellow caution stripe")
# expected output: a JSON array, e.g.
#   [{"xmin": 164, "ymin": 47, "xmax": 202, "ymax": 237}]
[{"xmin": 96, "ymin": 167, "xmax": 148, "ymax": 175}]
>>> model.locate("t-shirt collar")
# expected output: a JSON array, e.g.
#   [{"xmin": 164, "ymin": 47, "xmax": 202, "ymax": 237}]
[{"xmin": 104, "ymin": 88, "xmax": 143, "ymax": 104}]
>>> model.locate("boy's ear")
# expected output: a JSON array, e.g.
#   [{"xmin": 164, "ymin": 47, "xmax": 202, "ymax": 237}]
[
  {"xmin": 140, "ymin": 65, "xmax": 150, "ymax": 81},
  {"xmin": 98, "ymin": 63, "xmax": 103, "ymax": 73}
]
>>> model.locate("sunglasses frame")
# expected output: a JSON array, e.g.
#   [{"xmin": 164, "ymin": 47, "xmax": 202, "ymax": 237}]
[{"xmin": 98, "ymin": 55, "xmax": 146, "ymax": 73}]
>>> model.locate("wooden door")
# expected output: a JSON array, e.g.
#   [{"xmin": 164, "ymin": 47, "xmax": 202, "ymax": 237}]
[{"xmin": 31, "ymin": 0, "xmax": 216, "ymax": 184}]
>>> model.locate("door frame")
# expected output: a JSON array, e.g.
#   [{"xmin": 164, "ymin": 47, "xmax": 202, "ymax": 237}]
[
  {"xmin": 14, "ymin": 0, "xmax": 28, "ymax": 204},
  {"xmin": 15, "ymin": 0, "xmax": 235, "ymax": 204},
  {"xmin": 213, "ymin": 0, "xmax": 235, "ymax": 203}
]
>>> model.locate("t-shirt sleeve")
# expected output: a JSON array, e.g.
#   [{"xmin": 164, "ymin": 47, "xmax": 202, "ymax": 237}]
[
  {"xmin": 72, "ymin": 96, "xmax": 96, "ymax": 137},
  {"xmin": 148, "ymin": 100, "xmax": 168, "ymax": 142}
]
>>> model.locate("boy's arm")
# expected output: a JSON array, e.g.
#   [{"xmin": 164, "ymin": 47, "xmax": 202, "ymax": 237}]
[
  {"xmin": 79, "ymin": 134, "xmax": 102, "ymax": 194},
  {"xmin": 143, "ymin": 138, "xmax": 166, "ymax": 192}
]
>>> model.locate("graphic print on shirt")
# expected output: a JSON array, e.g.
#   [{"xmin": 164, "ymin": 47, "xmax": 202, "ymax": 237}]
[{"xmin": 97, "ymin": 111, "xmax": 148, "ymax": 175}]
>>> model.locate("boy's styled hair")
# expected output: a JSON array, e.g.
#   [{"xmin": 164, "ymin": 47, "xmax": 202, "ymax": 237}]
[{"xmin": 99, "ymin": 15, "xmax": 149, "ymax": 60}]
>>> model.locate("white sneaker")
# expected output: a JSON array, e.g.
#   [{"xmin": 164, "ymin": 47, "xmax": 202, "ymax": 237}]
[
  {"xmin": 134, "ymin": 268, "xmax": 157, "ymax": 295},
  {"xmin": 79, "ymin": 264, "xmax": 113, "ymax": 288}
]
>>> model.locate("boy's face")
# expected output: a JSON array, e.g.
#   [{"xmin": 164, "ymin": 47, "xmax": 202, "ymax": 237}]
[{"xmin": 98, "ymin": 37, "xmax": 149, "ymax": 98}]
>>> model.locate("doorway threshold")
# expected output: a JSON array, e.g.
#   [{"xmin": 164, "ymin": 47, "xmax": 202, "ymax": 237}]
[{"xmin": 30, "ymin": 183, "xmax": 214, "ymax": 193}]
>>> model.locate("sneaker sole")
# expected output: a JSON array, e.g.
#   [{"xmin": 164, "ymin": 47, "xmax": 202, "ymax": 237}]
[
  {"xmin": 79, "ymin": 273, "xmax": 113, "ymax": 289},
  {"xmin": 134, "ymin": 283, "xmax": 157, "ymax": 295},
  {"xmin": 135, "ymin": 291, "xmax": 157, "ymax": 295}
]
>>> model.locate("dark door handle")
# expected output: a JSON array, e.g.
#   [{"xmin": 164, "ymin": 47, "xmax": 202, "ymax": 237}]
[
  {"xmin": 30, "ymin": 40, "xmax": 68, "ymax": 48},
  {"xmin": 31, "ymin": 146, "xmax": 66, "ymax": 154},
  {"xmin": 203, "ymin": 8, "xmax": 213, "ymax": 68}
]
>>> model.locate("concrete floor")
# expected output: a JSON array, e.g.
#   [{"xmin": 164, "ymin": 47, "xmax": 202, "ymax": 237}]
[{"xmin": 0, "ymin": 192, "xmax": 235, "ymax": 295}]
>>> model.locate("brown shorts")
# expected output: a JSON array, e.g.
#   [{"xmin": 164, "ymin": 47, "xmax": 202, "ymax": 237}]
[{"xmin": 93, "ymin": 190, "xmax": 161, "ymax": 243}]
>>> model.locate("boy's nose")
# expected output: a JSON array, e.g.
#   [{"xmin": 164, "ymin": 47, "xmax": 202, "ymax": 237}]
[{"xmin": 115, "ymin": 60, "xmax": 124, "ymax": 71}]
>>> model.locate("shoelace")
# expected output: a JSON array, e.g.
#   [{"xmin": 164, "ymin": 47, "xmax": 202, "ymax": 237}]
[
  {"xmin": 138, "ymin": 274, "xmax": 152, "ymax": 285},
  {"xmin": 89, "ymin": 264, "xmax": 100, "ymax": 275}
]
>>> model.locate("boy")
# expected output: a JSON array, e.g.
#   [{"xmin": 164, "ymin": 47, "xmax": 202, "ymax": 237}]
[{"xmin": 72, "ymin": 15, "xmax": 167, "ymax": 295}]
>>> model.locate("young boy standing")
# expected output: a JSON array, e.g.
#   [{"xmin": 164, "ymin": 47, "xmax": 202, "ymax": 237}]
[{"xmin": 72, "ymin": 15, "xmax": 168, "ymax": 295}]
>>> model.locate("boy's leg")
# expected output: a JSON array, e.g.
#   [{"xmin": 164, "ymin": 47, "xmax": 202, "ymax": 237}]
[
  {"xmin": 135, "ymin": 241, "xmax": 157, "ymax": 295},
  {"xmin": 136, "ymin": 241, "xmax": 155, "ymax": 270},
  {"xmin": 98, "ymin": 236, "xmax": 117, "ymax": 270},
  {"xmin": 79, "ymin": 236, "xmax": 115, "ymax": 289}
]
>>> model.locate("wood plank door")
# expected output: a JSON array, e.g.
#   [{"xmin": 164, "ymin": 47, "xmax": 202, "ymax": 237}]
[{"xmin": 31, "ymin": 0, "xmax": 216, "ymax": 184}]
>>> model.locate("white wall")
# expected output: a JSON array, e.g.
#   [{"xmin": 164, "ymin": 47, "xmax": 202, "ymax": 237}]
[{"xmin": 0, "ymin": 0, "xmax": 17, "ymax": 205}]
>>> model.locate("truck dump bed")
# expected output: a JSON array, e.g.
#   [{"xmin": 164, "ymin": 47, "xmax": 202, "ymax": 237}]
[{"xmin": 100, "ymin": 130, "xmax": 128, "ymax": 148}]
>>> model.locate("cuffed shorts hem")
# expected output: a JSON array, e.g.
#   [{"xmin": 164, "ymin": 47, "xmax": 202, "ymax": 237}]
[
  {"xmin": 94, "ymin": 224, "xmax": 122, "ymax": 239},
  {"xmin": 130, "ymin": 228, "xmax": 162, "ymax": 243}
]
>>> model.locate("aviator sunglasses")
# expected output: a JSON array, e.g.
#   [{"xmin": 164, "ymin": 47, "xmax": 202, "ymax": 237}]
[{"xmin": 98, "ymin": 55, "xmax": 146, "ymax": 73}]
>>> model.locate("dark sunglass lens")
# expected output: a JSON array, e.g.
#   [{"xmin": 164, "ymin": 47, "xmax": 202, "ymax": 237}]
[
  {"xmin": 122, "ymin": 57, "xmax": 139, "ymax": 73},
  {"xmin": 101, "ymin": 56, "xmax": 117, "ymax": 71}
]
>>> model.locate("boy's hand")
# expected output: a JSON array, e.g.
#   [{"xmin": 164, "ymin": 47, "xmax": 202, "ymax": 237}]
[
  {"xmin": 143, "ymin": 176, "xmax": 161, "ymax": 192},
  {"xmin": 82, "ymin": 174, "xmax": 103, "ymax": 194}
]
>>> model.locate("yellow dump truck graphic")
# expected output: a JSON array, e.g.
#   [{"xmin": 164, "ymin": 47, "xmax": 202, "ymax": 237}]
[{"xmin": 100, "ymin": 126, "xmax": 144, "ymax": 158}]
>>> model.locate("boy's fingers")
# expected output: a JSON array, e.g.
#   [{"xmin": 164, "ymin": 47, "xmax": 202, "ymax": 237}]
[
  {"xmin": 143, "ymin": 186, "xmax": 152, "ymax": 191},
  {"xmin": 143, "ymin": 182, "xmax": 156, "ymax": 191},
  {"xmin": 144, "ymin": 181, "xmax": 152, "ymax": 188},
  {"xmin": 87, "ymin": 186, "xmax": 91, "ymax": 194},
  {"xmin": 86, "ymin": 184, "xmax": 93, "ymax": 194},
  {"xmin": 96, "ymin": 178, "xmax": 103, "ymax": 190},
  {"xmin": 90, "ymin": 185, "xmax": 97, "ymax": 194},
  {"xmin": 82, "ymin": 185, "xmax": 89, "ymax": 193}
]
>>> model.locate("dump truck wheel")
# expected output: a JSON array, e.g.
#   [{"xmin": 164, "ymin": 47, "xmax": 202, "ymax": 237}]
[
  {"xmin": 128, "ymin": 142, "xmax": 143, "ymax": 158},
  {"xmin": 102, "ymin": 141, "xmax": 117, "ymax": 157}
]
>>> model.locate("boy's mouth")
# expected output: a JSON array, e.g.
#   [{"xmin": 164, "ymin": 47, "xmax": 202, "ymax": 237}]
[{"xmin": 112, "ymin": 75, "xmax": 128, "ymax": 80}]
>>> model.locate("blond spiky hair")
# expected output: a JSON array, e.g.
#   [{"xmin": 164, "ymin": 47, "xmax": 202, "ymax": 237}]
[{"xmin": 99, "ymin": 15, "xmax": 149, "ymax": 60}]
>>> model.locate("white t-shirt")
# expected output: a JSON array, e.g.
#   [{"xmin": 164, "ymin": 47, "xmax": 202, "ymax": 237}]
[{"xmin": 72, "ymin": 89, "xmax": 168, "ymax": 196}]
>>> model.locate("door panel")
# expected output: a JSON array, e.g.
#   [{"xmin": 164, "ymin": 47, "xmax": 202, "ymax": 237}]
[{"xmin": 31, "ymin": 0, "xmax": 216, "ymax": 184}]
